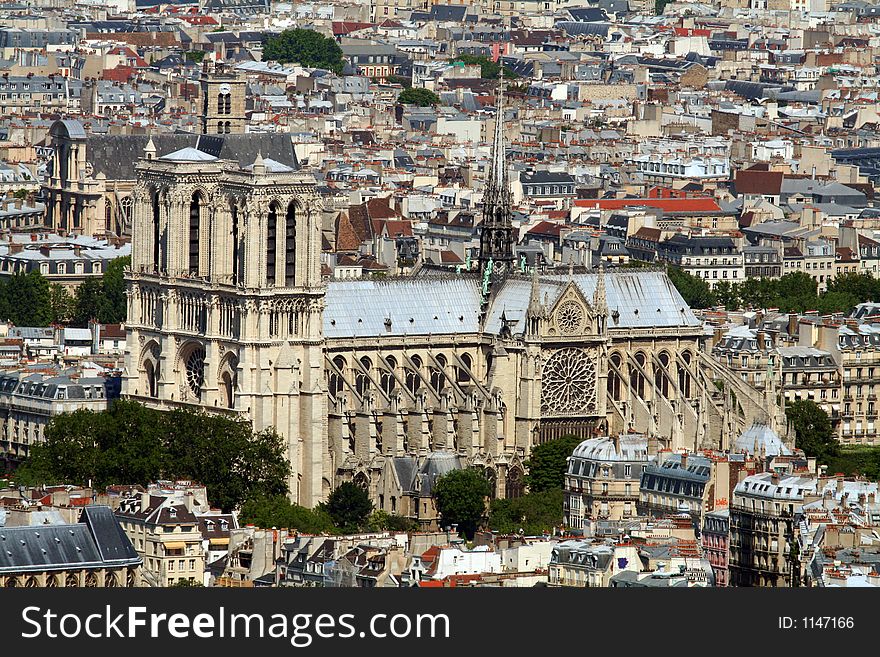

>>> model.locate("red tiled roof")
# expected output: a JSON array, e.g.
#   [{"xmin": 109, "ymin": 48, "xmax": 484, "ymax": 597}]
[
  {"xmin": 102, "ymin": 66, "xmax": 135, "ymax": 83},
  {"xmin": 631, "ymin": 226, "xmax": 661, "ymax": 241},
  {"xmin": 574, "ymin": 198, "xmax": 722, "ymax": 212},
  {"xmin": 332, "ymin": 21, "xmax": 375, "ymax": 36},
  {"xmin": 734, "ymin": 170, "xmax": 784, "ymax": 195},
  {"xmin": 439, "ymin": 250, "xmax": 463, "ymax": 264},
  {"xmin": 179, "ymin": 15, "xmax": 219, "ymax": 25},
  {"xmin": 101, "ymin": 324, "xmax": 126, "ymax": 339},
  {"xmin": 527, "ymin": 220, "xmax": 565, "ymax": 236}
]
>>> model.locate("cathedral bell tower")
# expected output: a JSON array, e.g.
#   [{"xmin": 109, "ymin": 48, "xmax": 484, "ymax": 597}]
[
  {"xmin": 124, "ymin": 145, "xmax": 327, "ymax": 506},
  {"xmin": 200, "ymin": 60, "xmax": 246, "ymax": 135}
]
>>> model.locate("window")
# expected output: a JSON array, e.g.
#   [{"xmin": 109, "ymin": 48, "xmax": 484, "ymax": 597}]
[{"xmin": 266, "ymin": 203, "xmax": 278, "ymax": 285}]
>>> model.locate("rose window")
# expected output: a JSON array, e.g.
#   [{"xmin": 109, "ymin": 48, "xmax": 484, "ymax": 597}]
[
  {"xmin": 556, "ymin": 300, "xmax": 585, "ymax": 335},
  {"xmin": 185, "ymin": 347, "xmax": 206, "ymax": 398},
  {"xmin": 541, "ymin": 347, "xmax": 597, "ymax": 416}
]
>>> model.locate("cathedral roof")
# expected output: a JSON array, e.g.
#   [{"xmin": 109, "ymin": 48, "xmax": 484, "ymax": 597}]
[
  {"xmin": 323, "ymin": 269, "xmax": 702, "ymax": 339},
  {"xmin": 484, "ymin": 269, "xmax": 702, "ymax": 334},
  {"xmin": 324, "ymin": 277, "xmax": 482, "ymax": 338},
  {"xmin": 159, "ymin": 147, "xmax": 218, "ymax": 162},
  {"xmin": 47, "ymin": 120, "xmax": 300, "ymax": 181},
  {"xmin": 243, "ymin": 157, "xmax": 293, "ymax": 173}
]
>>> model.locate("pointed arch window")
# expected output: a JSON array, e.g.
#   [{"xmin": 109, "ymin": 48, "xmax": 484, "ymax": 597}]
[
  {"xmin": 266, "ymin": 203, "xmax": 278, "ymax": 286},
  {"xmin": 188, "ymin": 192, "xmax": 201, "ymax": 275},
  {"xmin": 285, "ymin": 202, "xmax": 296, "ymax": 286},
  {"xmin": 152, "ymin": 189, "xmax": 160, "ymax": 270},
  {"xmin": 230, "ymin": 201, "xmax": 240, "ymax": 284}
]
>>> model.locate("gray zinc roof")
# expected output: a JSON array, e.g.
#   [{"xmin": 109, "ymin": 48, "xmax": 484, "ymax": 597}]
[{"xmin": 324, "ymin": 277, "xmax": 482, "ymax": 339}]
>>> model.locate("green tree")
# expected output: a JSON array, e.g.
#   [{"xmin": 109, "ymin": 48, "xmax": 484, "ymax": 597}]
[
  {"xmin": 396, "ymin": 87, "xmax": 441, "ymax": 107},
  {"xmin": 262, "ymin": 28, "xmax": 344, "ymax": 74},
  {"xmin": 524, "ymin": 435, "xmax": 582, "ymax": 493},
  {"xmin": 99, "ymin": 256, "xmax": 130, "ymax": 324},
  {"xmin": 366, "ymin": 509, "xmax": 419, "ymax": 532},
  {"xmin": 786, "ymin": 399, "xmax": 840, "ymax": 463},
  {"xmin": 184, "ymin": 51, "xmax": 206, "ymax": 64},
  {"xmin": 713, "ymin": 280, "xmax": 740, "ymax": 309},
  {"xmin": 13, "ymin": 188, "xmax": 28, "ymax": 200},
  {"xmin": 6, "ymin": 270, "xmax": 51, "ymax": 326},
  {"xmin": 433, "ymin": 468, "xmax": 491, "ymax": 538},
  {"xmin": 162, "ymin": 409, "xmax": 290, "ymax": 512},
  {"xmin": 452, "ymin": 54, "xmax": 519, "ymax": 80},
  {"xmin": 655, "ymin": 0, "xmax": 671, "ymax": 12},
  {"xmin": 826, "ymin": 272, "xmax": 878, "ymax": 303},
  {"xmin": 171, "ymin": 578, "xmax": 203, "ymax": 587},
  {"xmin": 239, "ymin": 494, "xmax": 337, "ymax": 533},
  {"xmin": 488, "ymin": 489, "xmax": 563, "ymax": 536},
  {"xmin": 49, "ymin": 283, "xmax": 74, "ymax": 324},
  {"xmin": 384, "ymin": 74, "xmax": 412, "ymax": 88},
  {"xmin": 16, "ymin": 401, "xmax": 291, "ymax": 512},
  {"xmin": 72, "ymin": 278, "xmax": 104, "ymax": 327},
  {"xmin": 666, "ymin": 265, "xmax": 715, "ymax": 309},
  {"xmin": 326, "ymin": 482, "xmax": 373, "ymax": 532}
]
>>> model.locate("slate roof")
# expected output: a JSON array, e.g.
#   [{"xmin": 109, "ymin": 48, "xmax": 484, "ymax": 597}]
[
  {"xmin": 51, "ymin": 120, "xmax": 299, "ymax": 180},
  {"xmin": 0, "ymin": 505, "xmax": 140, "ymax": 573}
]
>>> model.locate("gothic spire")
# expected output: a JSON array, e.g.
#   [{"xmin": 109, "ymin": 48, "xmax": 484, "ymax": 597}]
[
  {"xmin": 527, "ymin": 263, "xmax": 542, "ymax": 317},
  {"xmin": 593, "ymin": 263, "xmax": 607, "ymax": 314},
  {"xmin": 477, "ymin": 70, "xmax": 515, "ymax": 278}
]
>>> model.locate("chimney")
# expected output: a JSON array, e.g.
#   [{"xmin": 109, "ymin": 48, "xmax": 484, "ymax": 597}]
[
  {"xmin": 647, "ymin": 435, "xmax": 658, "ymax": 456},
  {"xmin": 140, "ymin": 490, "xmax": 150, "ymax": 510},
  {"xmin": 770, "ymin": 472, "xmax": 779, "ymax": 485},
  {"xmin": 680, "ymin": 453, "xmax": 688, "ymax": 470},
  {"xmin": 836, "ymin": 476, "xmax": 845, "ymax": 494},
  {"xmin": 788, "ymin": 313, "xmax": 798, "ymax": 338},
  {"xmin": 184, "ymin": 491, "xmax": 194, "ymax": 512},
  {"xmin": 611, "ymin": 433, "xmax": 620, "ymax": 454}
]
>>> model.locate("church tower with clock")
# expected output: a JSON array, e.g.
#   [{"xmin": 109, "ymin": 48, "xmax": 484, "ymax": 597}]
[{"xmin": 200, "ymin": 60, "xmax": 247, "ymax": 135}]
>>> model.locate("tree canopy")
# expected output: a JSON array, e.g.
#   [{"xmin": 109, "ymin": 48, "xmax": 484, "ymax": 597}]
[
  {"xmin": 666, "ymin": 265, "xmax": 715, "ymax": 309},
  {"xmin": 397, "ymin": 87, "xmax": 441, "ymax": 107},
  {"xmin": 452, "ymin": 54, "xmax": 519, "ymax": 80},
  {"xmin": 785, "ymin": 399, "xmax": 840, "ymax": 464},
  {"xmin": 15, "ymin": 400, "xmax": 291, "ymax": 512},
  {"xmin": 488, "ymin": 488, "xmax": 563, "ymax": 536},
  {"xmin": 432, "ymin": 468, "xmax": 491, "ymax": 538},
  {"xmin": 262, "ymin": 28, "xmax": 345, "ymax": 74},
  {"xmin": 524, "ymin": 435, "xmax": 582, "ymax": 493},
  {"xmin": 239, "ymin": 494, "xmax": 337, "ymax": 534},
  {"xmin": 0, "ymin": 255, "xmax": 129, "ymax": 328},
  {"xmin": 663, "ymin": 268, "xmax": 870, "ymax": 315},
  {"xmin": 326, "ymin": 482, "xmax": 373, "ymax": 533}
]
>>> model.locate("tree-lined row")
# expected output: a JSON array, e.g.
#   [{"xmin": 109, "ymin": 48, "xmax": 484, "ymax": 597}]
[
  {"xmin": 0, "ymin": 256, "xmax": 128, "ymax": 327},
  {"xmin": 667, "ymin": 267, "xmax": 877, "ymax": 315}
]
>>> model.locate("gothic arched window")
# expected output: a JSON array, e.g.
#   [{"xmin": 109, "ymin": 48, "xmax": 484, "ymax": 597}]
[
  {"xmin": 381, "ymin": 356, "xmax": 396, "ymax": 397},
  {"xmin": 230, "ymin": 201, "xmax": 241, "ymax": 284},
  {"xmin": 285, "ymin": 202, "xmax": 296, "ymax": 286},
  {"xmin": 151, "ymin": 188, "xmax": 161, "ymax": 271},
  {"xmin": 266, "ymin": 202, "xmax": 278, "ymax": 286},
  {"xmin": 356, "ymin": 357, "xmax": 372, "ymax": 397},
  {"xmin": 188, "ymin": 192, "xmax": 202, "ymax": 275}
]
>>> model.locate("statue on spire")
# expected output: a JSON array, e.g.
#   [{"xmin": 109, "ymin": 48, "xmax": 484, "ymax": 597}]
[{"xmin": 477, "ymin": 69, "xmax": 516, "ymax": 279}]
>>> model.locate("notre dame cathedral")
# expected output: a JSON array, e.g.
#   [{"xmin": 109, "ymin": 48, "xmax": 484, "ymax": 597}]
[{"xmin": 122, "ymin": 65, "xmax": 783, "ymax": 520}]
